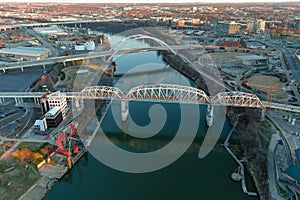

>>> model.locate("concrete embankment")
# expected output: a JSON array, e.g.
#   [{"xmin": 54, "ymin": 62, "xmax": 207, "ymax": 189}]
[{"xmin": 160, "ymin": 50, "xmax": 209, "ymax": 95}]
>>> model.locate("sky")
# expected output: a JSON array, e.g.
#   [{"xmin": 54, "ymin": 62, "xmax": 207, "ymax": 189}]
[{"xmin": 1, "ymin": 0, "xmax": 299, "ymax": 3}]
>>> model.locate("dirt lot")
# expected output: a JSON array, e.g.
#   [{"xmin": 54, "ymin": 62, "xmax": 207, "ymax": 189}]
[
  {"xmin": 0, "ymin": 142, "xmax": 55, "ymax": 200},
  {"xmin": 247, "ymin": 74, "xmax": 288, "ymax": 99},
  {"xmin": 0, "ymin": 156, "xmax": 40, "ymax": 200}
]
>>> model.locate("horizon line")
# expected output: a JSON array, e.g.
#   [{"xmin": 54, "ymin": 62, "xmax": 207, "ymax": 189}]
[{"xmin": 0, "ymin": 0, "xmax": 299, "ymax": 3}]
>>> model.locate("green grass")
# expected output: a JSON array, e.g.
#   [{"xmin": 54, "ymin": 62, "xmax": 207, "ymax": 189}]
[
  {"xmin": 59, "ymin": 65, "xmax": 97, "ymax": 86},
  {"xmin": 278, "ymin": 185, "xmax": 287, "ymax": 195},
  {"xmin": 258, "ymin": 121, "xmax": 275, "ymax": 140},
  {"xmin": 0, "ymin": 142, "xmax": 13, "ymax": 157}
]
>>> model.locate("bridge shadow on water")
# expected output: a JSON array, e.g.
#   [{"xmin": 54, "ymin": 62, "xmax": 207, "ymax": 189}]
[{"xmin": 95, "ymin": 101, "xmax": 236, "ymax": 154}]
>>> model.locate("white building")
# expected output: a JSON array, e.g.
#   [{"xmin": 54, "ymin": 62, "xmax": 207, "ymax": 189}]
[
  {"xmin": 46, "ymin": 91, "xmax": 68, "ymax": 118},
  {"xmin": 74, "ymin": 40, "xmax": 95, "ymax": 51},
  {"xmin": 34, "ymin": 26, "xmax": 68, "ymax": 37},
  {"xmin": 34, "ymin": 117, "xmax": 48, "ymax": 131}
]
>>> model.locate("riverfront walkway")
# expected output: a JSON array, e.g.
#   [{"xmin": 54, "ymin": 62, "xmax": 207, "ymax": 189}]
[{"xmin": 224, "ymin": 121, "xmax": 257, "ymax": 197}]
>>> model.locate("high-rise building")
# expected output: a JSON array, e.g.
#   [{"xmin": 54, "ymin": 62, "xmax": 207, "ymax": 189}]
[{"xmin": 217, "ymin": 21, "xmax": 241, "ymax": 35}]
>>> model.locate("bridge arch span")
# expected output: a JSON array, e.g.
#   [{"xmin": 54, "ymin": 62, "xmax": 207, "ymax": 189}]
[
  {"xmin": 211, "ymin": 92, "xmax": 265, "ymax": 108},
  {"xmin": 107, "ymin": 34, "xmax": 176, "ymax": 62},
  {"xmin": 79, "ymin": 86, "xmax": 124, "ymax": 99},
  {"xmin": 126, "ymin": 84, "xmax": 210, "ymax": 103}
]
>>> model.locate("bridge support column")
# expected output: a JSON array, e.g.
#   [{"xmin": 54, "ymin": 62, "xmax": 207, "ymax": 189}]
[
  {"xmin": 15, "ymin": 97, "xmax": 22, "ymax": 106},
  {"xmin": 206, "ymin": 104, "xmax": 214, "ymax": 127},
  {"xmin": 261, "ymin": 108, "xmax": 266, "ymax": 121},
  {"xmin": 21, "ymin": 67, "xmax": 24, "ymax": 72},
  {"xmin": 34, "ymin": 98, "xmax": 40, "ymax": 106},
  {"xmin": 0, "ymin": 98, "xmax": 3, "ymax": 104},
  {"xmin": 43, "ymin": 64, "xmax": 46, "ymax": 70},
  {"xmin": 63, "ymin": 62, "xmax": 66, "ymax": 67},
  {"xmin": 74, "ymin": 98, "xmax": 84, "ymax": 111},
  {"xmin": 2, "ymin": 69, "xmax": 5, "ymax": 73},
  {"xmin": 121, "ymin": 100, "xmax": 129, "ymax": 122}
]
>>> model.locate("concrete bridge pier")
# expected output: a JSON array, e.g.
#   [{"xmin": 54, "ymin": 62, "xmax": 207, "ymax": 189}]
[
  {"xmin": 34, "ymin": 98, "xmax": 40, "ymax": 106},
  {"xmin": 261, "ymin": 108, "xmax": 266, "ymax": 121},
  {"xmin": 74, "ymin": 98, "xmax": 84, "ymax": 111},
  {"xmin": 0, "ymin": 97, "xmax": 4, "ymax": 104},
  {"xmin": 206, "ymin": 104, "xmax": 214, "ymax": 127},
  {"xmin": 43, "ymin": 64, "xmax": 46, "ymax": 70},
  {"xmin": 121, "ymin": 100, "xmax": 129, "ymax": 122},
  {"xmin": 21, "ymin": 67, "xmax": 24, "ymax": 72},
  {"xmin": 2, "ymin": 69, "xmax": 5, "ymax": 73},
  {"xmin": 15, "ymin": 97, "xmax": 23, "ymax": 106},
  {"xmin": 63, "ymin": 62, "xmax": 66, "ymax": 67}
]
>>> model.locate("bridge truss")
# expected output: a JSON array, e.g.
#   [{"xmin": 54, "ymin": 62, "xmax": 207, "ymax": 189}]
[
  {"xmin": 0, "ymin": 84, "xmax": 299, "ymax": 113},
  {"xmin": 126, "ymin": 84, "xmax": 210, "ymax": 103},
  {"xmin": 211, "ymin": 92, "xmax": 265, "ymax": 108}
]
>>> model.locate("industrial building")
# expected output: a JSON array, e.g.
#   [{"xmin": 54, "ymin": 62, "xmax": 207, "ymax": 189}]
[
  {"xmin": 236, "ymin": 55, "xmax": 269, "ymax": 66},
  {"xmin": 33, "ymin": 26, "xmax": 68, "ymax": 37},
  {"xmin": 220, "ymin": 37, "xmax": 245, "ymax": 47},
  {"xmin": 0, "ymin": 46, "xmax": 51, "ymax": 61},
  {"xmin": 74, "ymin": 40, "xmax": 95, "ymax": 51}
]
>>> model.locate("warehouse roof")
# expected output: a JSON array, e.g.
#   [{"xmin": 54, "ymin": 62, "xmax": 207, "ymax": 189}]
[
  {"xmin": 0, "ymin": 46, "xmax": 50, "ymax": 57},
  {"xmin": 236, "ymin": 55, "xmax": 268, "ymax": 60}
]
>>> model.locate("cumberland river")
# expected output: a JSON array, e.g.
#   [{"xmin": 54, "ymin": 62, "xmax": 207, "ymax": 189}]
[{"xmin": 44, "ymin": 31, "xmax": 258, "ymax": 200}]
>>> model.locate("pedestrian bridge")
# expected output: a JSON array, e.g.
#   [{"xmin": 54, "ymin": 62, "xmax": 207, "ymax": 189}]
[
  {"xmin": 0, "ymin": 84, "xmax": 299, "ymax": 113},
  {"xmin": 44, "ymin": 84, "xmax": 300, "ymax": 113}
]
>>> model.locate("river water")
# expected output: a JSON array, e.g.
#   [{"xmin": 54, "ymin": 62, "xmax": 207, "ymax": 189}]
[{"xmin": 44, "ymin": 32, "xmax": 258, "ymax": 200}]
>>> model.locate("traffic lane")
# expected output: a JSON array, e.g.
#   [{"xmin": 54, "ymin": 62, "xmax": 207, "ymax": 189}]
[{"xmin": 291, "ymin": 70, "xmax": 300, "ymax": 86}]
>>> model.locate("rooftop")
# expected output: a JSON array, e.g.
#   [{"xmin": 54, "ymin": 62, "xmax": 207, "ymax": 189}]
[
  {"xmin": 284, "ymin": 148, "xmax": 300, "ymax": 183},
  {"xmin": 46, "ymin": 106, "xmax": 60, "ymax": 117},
  {"xmin": 236, "ymin": 55, "xmax": 268, "ymax": 60},
  {"xmin": 0, "ymin": 46, "xmax": 50, "ymax": 57}
]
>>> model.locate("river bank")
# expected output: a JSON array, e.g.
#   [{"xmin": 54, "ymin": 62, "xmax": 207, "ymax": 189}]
[{"xmin": 227, "ymin": 107, "xmax": 269, "ymax": 200}]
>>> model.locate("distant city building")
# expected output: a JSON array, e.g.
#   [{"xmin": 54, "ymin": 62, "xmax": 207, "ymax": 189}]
[
  {"xmin": 217, "ymin": 21, "xmax": 241, "ymax": 35},
  {"xmin": 0, "ymin": 46, "xmax": 50, "ymax": 61},
  {"xmin": 50, "ymin": 17, "xmax": 78, "ymax": 22},
  {"xmin": 255, "ymin": 19, "xmax": 266, "ymax": 32},
  {"xmin": 220, "ymin": 37, "xmax": 245, "ymax": 47},
  {"xmin": 34, "ymin": 26, "xmax": 68, "ymax": 37}
]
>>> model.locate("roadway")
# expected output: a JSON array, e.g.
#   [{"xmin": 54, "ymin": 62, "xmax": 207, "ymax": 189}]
[
  {"xmin": 0, "ymin": 45, "xmax": 200, "ymax": 73},
  {"xmin": 25, "ymin": 28, "xmax": 59, "ymax": 57}
]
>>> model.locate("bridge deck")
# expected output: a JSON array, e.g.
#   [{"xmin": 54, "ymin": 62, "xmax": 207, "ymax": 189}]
[{"xmin": 0, "ymin": 86, "xmax": 299, "ymax": 113}]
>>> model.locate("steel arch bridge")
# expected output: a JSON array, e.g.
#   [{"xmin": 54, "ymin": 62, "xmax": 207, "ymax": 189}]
[
  {"xmin": 50, "ymin": 84, "xmax": 265, "ymax": 109},
  {"xmin": 107, "ymin": 34, "xmax": 177, "ymax": 62},
  {"xmin": 211, "ymin": 92, "xmax": 265, "ymax": 108},
  {"xmin": 2, "ymin": 84, "xmax": 300, "ymax": 112},
  {"xmin": 125, "ymin": 84, "xmax": 210, "ymax": 103},
  {"xmin": 77, "ymin": 86, "xmax": 124, "ymax": 99}
]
